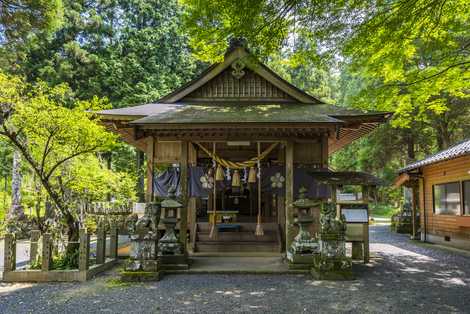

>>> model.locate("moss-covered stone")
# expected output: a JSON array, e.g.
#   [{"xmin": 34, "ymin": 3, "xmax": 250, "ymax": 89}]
[{"xmin": 120, "ymin": 270, "xmax": 161, "ymax": 282}]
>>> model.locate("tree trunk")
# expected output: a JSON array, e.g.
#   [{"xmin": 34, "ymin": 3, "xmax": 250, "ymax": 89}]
[
  {"xmin": 436, "ymin": 115, "xmax": 451, "ymax": 150},
  {"xmin": 65, "ymin": 212, "xmax": 80, "ymax": 264},
  {"xmin": 9, "ymin": 149, "xmax": 24, "ymax": 218},
  {"xmin": 406, "ymin": 133, "xmax": 415, "ymax": 162}
]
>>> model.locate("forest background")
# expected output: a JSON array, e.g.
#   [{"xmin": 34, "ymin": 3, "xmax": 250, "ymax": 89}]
[{"xmin": 0, "ymin": 0, "xmax": 468, "ymax": 226}]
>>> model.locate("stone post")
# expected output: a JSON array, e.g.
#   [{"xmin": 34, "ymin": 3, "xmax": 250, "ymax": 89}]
[
  {"xmin": 41, "ymin": 233, "xmax": 52, "ymax": 271},
  {"xmin": 96, "ymin": 227, "xmax": 106, "ymax": 264},
  {"xmin": 3, "ymin": 233, "xmax": 16, "ymax": 272},
  {"xmin": 79, "ymin": 228, "xmax": 90, "ymax": 271},
  {"xmin": 109, "ymin": 224, "xmax": 118, "ymax": 259},
  {"xmin": 29, "ymin": 230, "xmax": 41, "ymax": 264},
  {"xmin": 351, "ymin": 242, "xmax": 364, "ymax": 260}
]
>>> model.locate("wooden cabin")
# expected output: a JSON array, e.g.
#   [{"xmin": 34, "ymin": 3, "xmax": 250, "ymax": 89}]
[
  {"xmin": 396, "ymin": 139, "xmax": 470, "ymax": 250},
  {"xmin": 98, "ymin": 39, "xmax": 390, "ymax": 254}
]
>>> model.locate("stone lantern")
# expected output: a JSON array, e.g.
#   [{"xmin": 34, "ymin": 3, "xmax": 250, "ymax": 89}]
[
  {"xmin": 158, "ymin": 187, "xmax": 187, "ymax": 269},
  {"xmin": 287, "ymin": 187, "xmax": 319, "ymax": 270}
]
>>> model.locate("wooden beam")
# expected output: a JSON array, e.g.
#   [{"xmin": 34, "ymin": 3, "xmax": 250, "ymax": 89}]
[
  {"xmin": 137, "ymin": 122, "xmax": 339, "ymax": 130},
  {"xmin": 145, "ymin": 136, "xmax": 155, "ymax": 202},
  {"xmin": 393, "ymin": 173, "xmax": 410, "ymax": 188},
  {"xmin": 285, "ymin": 141, "xmax": 295, "ymax": 250}
]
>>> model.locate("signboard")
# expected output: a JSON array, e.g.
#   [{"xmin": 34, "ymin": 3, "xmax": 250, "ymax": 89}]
[
  {"xmin": 133, "ymin": 203, "xmax": 146, "ymax": 217},
  {"xmin": 341, "ymin": 208, "xmax": 368, "ymax": 223}
]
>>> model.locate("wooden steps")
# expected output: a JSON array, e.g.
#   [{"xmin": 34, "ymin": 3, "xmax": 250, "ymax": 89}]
[{"xmin": 194, "ymin": 222, "xmax": 282, "ymax": 253}]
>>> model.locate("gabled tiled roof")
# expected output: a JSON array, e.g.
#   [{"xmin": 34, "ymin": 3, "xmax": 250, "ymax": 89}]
[
  {"xmin": 399, "ymin": 139, "xmax": 470, "ymax": 173},
  {"xmin": 129, "ymin": 103, "xmax": 344, "ymax": 124}
]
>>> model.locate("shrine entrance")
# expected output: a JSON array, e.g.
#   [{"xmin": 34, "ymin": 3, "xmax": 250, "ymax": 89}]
[{"xmin": 189, "ymin": 141, "xmax": 286, "ymax": 254}]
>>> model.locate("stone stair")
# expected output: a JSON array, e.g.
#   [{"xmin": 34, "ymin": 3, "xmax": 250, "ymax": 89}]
[{"xmin": 194, "ymin": 222, "xmax": 282, "ymax": 253}]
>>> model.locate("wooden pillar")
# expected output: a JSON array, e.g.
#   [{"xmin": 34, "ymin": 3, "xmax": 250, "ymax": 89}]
[
  {"xmin": 109, "ymin": 224, "xmax": 118, "ymax": 259},
  {"xmin": 145, "ymin": 136, "xmax": 155, "ymax": 202},
  {"xmin": 411, "ymin": 183, "xmax": 419, "ymax": 240},
  {"xmin": 79, "ymin": 228, "xmax": 90, "ymax": 271},
  {"xmin": 30, "ymin": 230, "xmax": 40, "ymax": 264},
  {"xmin": 363, "ymin": 222, "xmax": 369, "ymax": 263},
  {"xmin": 3, "ymin": 234, "xmax": 16, "ymax": 272},
  {"xmin": 41, "ymin": 233, "xmax": 52, "ymax": 271},
  {"xmin": 362, "ymin": 185, "xmax": 370, "ymax": 263},
  {"xmin": 137, "ymin": 150, "xmax": 145, "ymax": 202},
  {"xmin": 96, "ymin": 227, "xmax": 106, "ymax": 264},
  {"xmin": 179, "ymin": 140, "xmax": 189, "ymax": 251},
  {"xmin": 285, "ymin": 141, "xmax": 295, "ymax": 249},
  {"xmin": 188, "ymin": 142, "xmax": 197, "ymax": 251},
  {"xmin": 321, "ymin": 133, "xmax": 329, "ymax": 168},
  {"xmin": 419, "ymin": 177, "xmax": 426, "ymax": 241},
  {"xmin": 188, "ymin": 198, "xmax": 197, "ymax": 251}
]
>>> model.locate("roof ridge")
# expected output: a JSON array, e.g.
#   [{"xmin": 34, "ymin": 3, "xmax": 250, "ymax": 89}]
[
  {"xmin": 399, "ymin": 138, "xmax": 470, "ymax": 173},
  {"xmin": 157, "ymin": 44, "xmax": 322, "ymax": 104}
]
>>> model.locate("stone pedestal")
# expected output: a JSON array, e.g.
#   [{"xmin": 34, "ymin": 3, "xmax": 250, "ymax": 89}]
[
  {"xmin": 158, "ymin": 217, "xmax": 188, "ymax": 270},
  {"xmin": 122, "ymin": 202, "xmax": 161, "ymax": 281},
  {"xmin": 311, "ymin": 203, "xmax": 353, "ymax": 280},
  {"xmin": 287, "ymin": 214, "xmax": 318, "ymax": 270},
  {"xmin": 311, "ymin": 233, "xmax": 353, "ymax": 280}
]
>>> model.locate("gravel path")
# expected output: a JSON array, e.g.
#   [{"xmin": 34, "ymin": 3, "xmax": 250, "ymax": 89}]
[{"xmin": 1, "ymin": 225, "xmax": 469, "ymax": 314}]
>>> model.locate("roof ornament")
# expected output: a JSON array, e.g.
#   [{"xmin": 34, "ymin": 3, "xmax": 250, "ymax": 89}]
[
  {"xmin": 231, "ymin": 59, "xmax": 246, "ymax": 79},
  {"xmin": 228, "ymin": 36, "xmax": 248, "ymax": 50}
]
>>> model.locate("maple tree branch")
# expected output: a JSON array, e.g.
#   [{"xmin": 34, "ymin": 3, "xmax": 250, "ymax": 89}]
[{"xmin": 385, "ymin": 60, "xmax": 470, "ymax": 87}]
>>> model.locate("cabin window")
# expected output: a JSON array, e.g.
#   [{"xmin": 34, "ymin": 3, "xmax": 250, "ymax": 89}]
[
  {"xmin": 463, "ymin": 181, "xmax": 470, "ymax": 215},
  {"xmin": 433, "ymin": 182, "xmax": 461, "ymax": 215}
]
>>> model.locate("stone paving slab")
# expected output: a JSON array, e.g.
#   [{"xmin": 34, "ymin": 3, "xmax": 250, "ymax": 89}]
[{"xmin": 0, "ymin": 226, "xmax": 469, "ymax": 313}]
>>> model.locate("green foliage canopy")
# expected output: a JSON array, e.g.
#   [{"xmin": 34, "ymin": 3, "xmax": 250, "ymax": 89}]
[
  {"xmin": 0, "ymin": 71, "xmax": 119, "ymax": 238},
  {"xmin": 0, "ymin": 0, "xmax": 63, "ymax": 42},
  {"xmin": 11, "ymin": 0, "xmax": 198, "ymax": 107}
]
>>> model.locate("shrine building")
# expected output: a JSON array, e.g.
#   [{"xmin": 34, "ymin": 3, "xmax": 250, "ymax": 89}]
[{"xmin": 98, "ymin": 39, "xmax": 390, "ymax": 255}]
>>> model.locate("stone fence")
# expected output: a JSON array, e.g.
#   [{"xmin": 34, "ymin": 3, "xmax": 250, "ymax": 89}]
[{"xmin": 2, "ymin": 226, "xmax": 119, "ymax": 282}]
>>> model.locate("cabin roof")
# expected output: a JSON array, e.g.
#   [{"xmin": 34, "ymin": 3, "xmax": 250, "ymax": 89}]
[{"xmin": 399, "ymin": 139, "xmax": 470, "ymax": 173}]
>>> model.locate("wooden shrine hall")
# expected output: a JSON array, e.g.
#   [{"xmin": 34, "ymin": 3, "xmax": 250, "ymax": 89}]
[{"xmin": 98, "ymin": 39, "xmax": 391, "ymax": 255}]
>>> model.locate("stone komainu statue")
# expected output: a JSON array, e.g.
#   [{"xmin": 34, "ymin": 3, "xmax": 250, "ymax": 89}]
[{"xmin": 125, "ymin": 203, "xmax": 160, "ymax": 271}]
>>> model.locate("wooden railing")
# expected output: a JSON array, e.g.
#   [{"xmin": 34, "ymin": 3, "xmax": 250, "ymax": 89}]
[{"xmin": 2, "ymin": 225, "xmax": 119, "ymax": 282}]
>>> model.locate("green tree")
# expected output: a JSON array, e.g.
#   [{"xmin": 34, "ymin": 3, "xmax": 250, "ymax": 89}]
[
  {"xmin": 182, "ymin": 0, "xmax": 469, "ymax": 126},
  {"xmin": 0, "ymin": 0, "xmax": 63, "ymax": 42},
  {"xmin": 0, "ymin": 72, "xmax": 115, "ymax": 251},
  {"xmin": 12, "ymin": 0, "xmax": 198, "ymax": 107}
]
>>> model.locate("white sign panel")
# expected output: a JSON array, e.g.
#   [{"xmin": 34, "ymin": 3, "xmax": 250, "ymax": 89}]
[{"xmin": 341, "ymin": 208, "xmax": 368, "ymax": 223}]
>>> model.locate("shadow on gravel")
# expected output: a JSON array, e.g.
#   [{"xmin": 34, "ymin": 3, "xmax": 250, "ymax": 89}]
[{"xmin": 0, "ymin": 225, "xmax": 469, "ymax": 313}]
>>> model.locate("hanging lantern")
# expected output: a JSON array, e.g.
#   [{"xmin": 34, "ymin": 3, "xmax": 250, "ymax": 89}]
[
  {"xmin": 215, "ymin": 164, "xmax": 225, "ymax": 181},
  {"xmin": 232, "ymin": 170, "xmax": 241, "ymax": 187},
  {"xmin": 248, "ymin": 166, "xmax": 257, "ymax": 183}
]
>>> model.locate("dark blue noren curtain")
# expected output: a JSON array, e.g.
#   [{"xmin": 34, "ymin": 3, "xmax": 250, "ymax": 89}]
[
  {"xmin": 154, "ymin": 167, "xmax": 180, "ymax": 197},
  {"xmin": 259, "ymin": 166, "xmax": 330, "ymax": 198},
  {"xmin": 157, "ymin": 166, "xmax": 330, "ymax": 199},
  {"xmin": 189, "ymin": 166, "xmax": 210, "ymax": 197}
]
